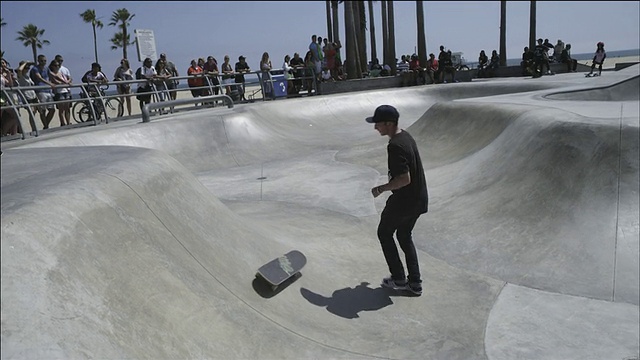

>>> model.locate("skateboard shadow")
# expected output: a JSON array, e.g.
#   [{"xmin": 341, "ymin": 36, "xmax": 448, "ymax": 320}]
[
  {"xmin": 300, "ymin": 282, "xmax": 402, "ymax": 319},
  {"xmin": 252, "ymin": 273, "xmax": 302, "ymax": 298}
]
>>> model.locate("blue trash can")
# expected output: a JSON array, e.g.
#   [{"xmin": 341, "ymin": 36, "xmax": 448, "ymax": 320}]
[{"xmin": 271, "ymin": 74, "xmax": 288, "ymax": 98}]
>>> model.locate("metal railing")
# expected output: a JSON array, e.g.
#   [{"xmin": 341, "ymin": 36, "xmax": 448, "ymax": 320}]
[
  {"xmin": 142, "ymin": 94, "xmax": 233, "ymax": 123},
  {"xmin": 1, "ymin": 69, "xmax": 319, "ymax": 141}
]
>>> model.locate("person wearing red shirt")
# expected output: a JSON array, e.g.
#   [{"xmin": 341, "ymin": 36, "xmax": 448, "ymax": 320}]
[{"xmin": 187, "ymin": 59, "xmax": 205, "ymax": 98}]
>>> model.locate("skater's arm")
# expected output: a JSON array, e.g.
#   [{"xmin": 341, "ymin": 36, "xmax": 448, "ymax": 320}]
[{"xmin": 372, "ymin": 172, "xmax": 410, "ymax": 197}]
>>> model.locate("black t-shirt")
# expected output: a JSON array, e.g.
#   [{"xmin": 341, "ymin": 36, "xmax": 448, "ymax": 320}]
[
  {"xmin": 290, "ymin": 57, "xmax": 304, "ymax": 67},
  {"xmin": 235, "ymin": 61, "xmax": 250, "ymax": 82},
  {"xmin": 386, "ymin": 130, "xmax": 428, "ymax": 215}
]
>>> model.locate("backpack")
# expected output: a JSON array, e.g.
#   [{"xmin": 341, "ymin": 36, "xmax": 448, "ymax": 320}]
[
  {"xmin": 81, "ymin": 70, "xmax": 92, "ymax": 83},
  {"xmin": 135, "ymin": 67, "xmax": 143, "ymax": 80}
]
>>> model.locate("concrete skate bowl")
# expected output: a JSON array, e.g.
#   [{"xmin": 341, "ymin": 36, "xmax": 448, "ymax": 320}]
[
  {"xmin": 545, "ymin": 75, "xmax": 640, "ymax": 101},
  {"xmin": 1, "ymin": 80, "xmax": 638, "ymax": 359}
]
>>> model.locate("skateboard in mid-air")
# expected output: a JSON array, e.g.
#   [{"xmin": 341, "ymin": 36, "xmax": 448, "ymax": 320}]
[{"xmin": 255, "ymin": 250, "xmax": 307, "ymax": 291}]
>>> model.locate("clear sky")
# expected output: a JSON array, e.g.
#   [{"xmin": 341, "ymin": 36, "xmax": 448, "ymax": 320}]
[{"xmin": 1, "ymin": 1, "xmax": 638, "ymax": 80}]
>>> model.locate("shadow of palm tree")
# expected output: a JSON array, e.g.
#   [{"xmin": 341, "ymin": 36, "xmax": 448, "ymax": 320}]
[{"xmin": 301, "ymin": 282, "xmax": 403, "ymax": 319}]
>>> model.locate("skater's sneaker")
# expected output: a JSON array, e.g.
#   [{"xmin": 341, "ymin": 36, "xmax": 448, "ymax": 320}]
[
  {"xmin": 381, "ymin": 276, "xmax": 407, "ymax": 290},
  {"xmin": 407, "ymin": 282, "xmax": 423, "ymax": 296}
]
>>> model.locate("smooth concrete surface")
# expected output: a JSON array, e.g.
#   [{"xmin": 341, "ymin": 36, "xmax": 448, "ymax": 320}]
[{"xmin": 1, "ymin": 67, "xmax": 639, "ymax": 359}]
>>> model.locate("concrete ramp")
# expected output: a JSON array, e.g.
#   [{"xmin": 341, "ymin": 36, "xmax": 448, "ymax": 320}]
[
  {"xmin": 546, "ymin": 75, "xmax": 640, "ymax": 101},
  {"xmin": 2, "ymin": 72, "xmax": 639, "ymax": 359}
]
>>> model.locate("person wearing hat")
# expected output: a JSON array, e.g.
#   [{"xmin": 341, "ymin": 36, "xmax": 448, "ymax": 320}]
[
  {"xmin": 234, "ymin": 55, "xmax": 250, "ymax": 101},
  {"xmin": 367, "ymin": 105, "xmax": 428, "ymax": 296},
  {"xmin": 159, "ymin": 53, "xmax": 179, "ymax": 100}
]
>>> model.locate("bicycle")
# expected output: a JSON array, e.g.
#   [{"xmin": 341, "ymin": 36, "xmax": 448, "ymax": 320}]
[{"xmin": 72, "ymin": 85, "xmax": 123, "ymax": 123}]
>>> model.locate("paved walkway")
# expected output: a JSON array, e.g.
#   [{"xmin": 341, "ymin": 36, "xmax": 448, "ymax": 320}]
[{"xmin": 1, "ymin": 66, "xmax": 639, "ymax": 359}]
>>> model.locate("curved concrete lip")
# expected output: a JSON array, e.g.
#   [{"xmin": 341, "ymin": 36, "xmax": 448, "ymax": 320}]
[{"xmin": 2, "ymin": 67, "xmax": 639, "ymax": 359}]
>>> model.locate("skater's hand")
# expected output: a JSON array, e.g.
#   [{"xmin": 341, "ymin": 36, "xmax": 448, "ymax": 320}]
[{"xmin": 371, "ymin": 185, "xmax": 384, "ymax": 198}]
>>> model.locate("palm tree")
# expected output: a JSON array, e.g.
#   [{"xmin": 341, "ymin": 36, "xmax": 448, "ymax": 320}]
[
  {"xmin": 108, "ymin": 8, "xmax": 135, "ymax": 60},
  {"xmin": 388, "ymin": 1, "xmax": 397, "ymax": 75},
  {"xmin": 368, "ymin": 1, "xmax": 377, "ymax": 66},
  {"xmin": 109, "ymin": 32, "xmax": 132, "ymax": 53},
  {"xmin": 356, "ymin": 1, "xmax": 368, "ymax": 73},
  {"xmin": 80, "ymin": 9, "xmax": 104, "ymax": 63},
  {"xmin": 499, "ymin": 0, "xmax": 507, "ymax": 66},
  {"xmin": 326, "ymin": 0, "xmax": 333, "ymax": 41},
  {"xmin": 416, "ymin": 0, "xmax": 426, "ymax": 67},
  {"xmin": 344, "ymin": 1, "xmax": 361, "ymax": 79},
  {"xmin": 16, "ymin": 24, "xmax": 50, "ymax": 63},
  {"xmin": 331, "ymin": 1, "xmax": 340, "ymax": 43},
  {"xmin": 381, "ymin": 0, "xmax": 388, "ymax": 69}
]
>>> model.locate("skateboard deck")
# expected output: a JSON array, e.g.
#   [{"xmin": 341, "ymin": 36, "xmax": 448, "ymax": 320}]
[{"xmin": 256, "ymin": 250, "xmax": 307, "ymax": 290}]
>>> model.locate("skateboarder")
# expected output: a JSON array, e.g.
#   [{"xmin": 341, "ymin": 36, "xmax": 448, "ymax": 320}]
[
  {"xmin": 366, "ymin": 105, "xmax": 428, "ymax": 296},
  {"xmin": 586, "ymin": 42, "xmax": 607, "ymax": 77}
]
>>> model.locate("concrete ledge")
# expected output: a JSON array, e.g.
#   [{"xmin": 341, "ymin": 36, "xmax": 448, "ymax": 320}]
[
  {"xmin": 318, "ymin": 76, "xmax": 403, "ymax": 95},
  {"xmin": 615, "ymin": 62, "xmax": 640, "ymax": 70}
]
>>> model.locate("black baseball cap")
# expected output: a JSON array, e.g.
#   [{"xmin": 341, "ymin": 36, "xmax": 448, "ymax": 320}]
[{"xmin": 366, "ymin": 105, "xmax": 399, "ymax": 124}]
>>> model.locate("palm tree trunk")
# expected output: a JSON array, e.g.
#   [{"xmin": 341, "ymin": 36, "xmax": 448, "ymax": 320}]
[
  {"xmin": 344, "ymin": 0, "xmax": 358, "ymax": 79},
  {"xmin": 326, "ymin": 0, "xmax": 333, "ymax": 42},
  {"xmin": 387, "ymin": 0, "xmax": 396, "ymax": 75},
  {"xmin": 416, "ymin": 0, "xmax": 426, "ymax": 68},
  {"xmin": 31, "ymin": 43, "xmax": 37, "ymax": 63},
  {"xmin": 499, "ymin": 0, "xmax": 507, "ymax": 66},
  {"xmin": 122, "ymin": 24, "xmax": 128, "ymax": 60},
  {"xmin": 331, "ymin": 1, "xmax": 340, "ymax": 43},
  {"xmin": 93, "ymin": 25, "xmax": 99, "ymax": 63},
  {"xmin": 357, "ymin": 1, "xmax": 368, "ymax": 74},
  {"xmin": 529, "ymin": 0, "xmax": 536, "ymax": 50},
  {"xmin": 368, "ymin": 0, "xmax": 377, "ymax": 66},
  {"xmin": 381, "ymin": 0, "xmax": 388, "ymax": 68}
]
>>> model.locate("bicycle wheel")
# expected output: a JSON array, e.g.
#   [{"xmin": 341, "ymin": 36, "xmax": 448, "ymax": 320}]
[
  {"xmin": 77, "ymin": 105, "xmax": 93, "ymax": 123},
  {"xmin": 72, "ymin": 101, "xmax": 85, "ymax": 123},
  {"xmin": 103, "ymin": 98, "xmax": 123, "ymax": 119}
]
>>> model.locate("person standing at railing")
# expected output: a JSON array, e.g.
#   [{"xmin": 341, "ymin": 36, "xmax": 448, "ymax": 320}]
[
  {"xmin": 81, "ymin": 62, "xmax": 109, "ymax": 120},
  {"xmin": 114, "ymin": 59, "xmax": 134, "ymax": 116},
  {"xmin": 221, "ymin": 55, "xmax": 235, "ymax": 97},
  {"xmin": 203, "ymin": 56, "xmax": 220, "ymax": 96},
  {"xmin": 187, "ymin": 59, "xmax": 205, "ymax": 99},
  {"xmin": 260, "ymin": 52, "xmax": 273, "ymax": 99},
  {"xmin": 234, "ymin": 55, "xmax": 251, "ymax": 101},
  {"xmin": 289, "ymin": 53, "xmax": 305, "ymax": 94},
  {"xmin": 154, "ymin": 59, "xmax": 171, "ymax": 102},
  {"xmin": 29, "ymin": 55, "xmax": 56, "ymax": 129},
  {"xmin": 1, "ymin": 57, "xmax": 20, "ymax": 136},
  {"xmin": 160, "ymin": 53, "xmax": 179, "ymax": 101},
  {"xmin": 136, "ymin": 58, "xmax": 156, "ymax": 112},
  {"xmin": 81, "ymin": 63, "xmax": 109, "ymax": 92},
  {"xmin": 154, "ymin": 59, "xmax": 172, "ymax": 114},
  {"xmin": 48, "ymin": 60, "xmax": 72, "ymax": 126},
  {"xmin": 15, "ymin": 61, "xmax": 39, "ymax": 133}
]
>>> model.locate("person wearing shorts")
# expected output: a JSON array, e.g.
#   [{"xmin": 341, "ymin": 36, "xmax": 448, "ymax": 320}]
[{"xmin": 30, "ymin": 55, "xmax": 56, "ymax": 129}]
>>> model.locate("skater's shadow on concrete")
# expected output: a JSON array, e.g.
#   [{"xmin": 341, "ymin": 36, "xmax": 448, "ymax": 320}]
[{"xmin": 301, "ymin": 282, "xmax": 400, "ymax": 319}]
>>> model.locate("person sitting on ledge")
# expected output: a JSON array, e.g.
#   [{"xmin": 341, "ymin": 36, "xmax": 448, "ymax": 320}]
[{"xmin": 560, "ymin": 43, "xmax": 578, "ymax": 72}]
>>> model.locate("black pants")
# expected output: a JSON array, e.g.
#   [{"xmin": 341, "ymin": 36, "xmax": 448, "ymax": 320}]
[
  {"xmin": 377, "ymin": 207, "xmax": 422, "ymax": 284},
  {"xmin": 564, "ymin": 59, "xmax": 577, "ymax": 72}
]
